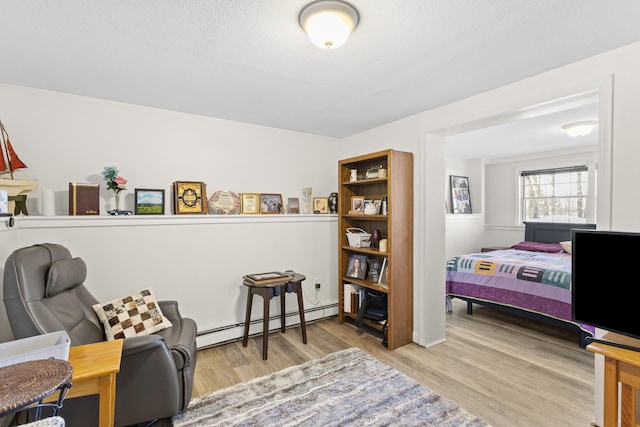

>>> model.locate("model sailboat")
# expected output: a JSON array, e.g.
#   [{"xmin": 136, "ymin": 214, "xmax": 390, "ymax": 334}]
[{"xmin": 0, "ymin": 118, "xmax": 37, "ymax": 212}]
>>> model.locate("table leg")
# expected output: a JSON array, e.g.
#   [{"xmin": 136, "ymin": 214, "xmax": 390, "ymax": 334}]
[
  {"xmin": 98, "ymin": 373, "xmax": 117, "ymax": 427},
  {"xmin": 296, "ymin": 285, "xmax": 307, "ymax": 344},
  {"xmin": 243, "ymin": 290, "xmax": 254, "ymax": 347},
  {"xmin": 603, "ymin": 356, "xmax": 619, "ymax": 427},
  {"xmin": 280, "ymin": 287, "xmax": 286, "ymax": 333},
  {"xmin": 262, "ymin": 289, "xmax": 270, "ymax": 360}
]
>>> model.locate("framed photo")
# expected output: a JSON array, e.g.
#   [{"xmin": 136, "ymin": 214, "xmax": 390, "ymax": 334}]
[
  {"xmin": 288, "ymin": 197, "xmax": 300, "ymax": 214},
  {"xmin": 240, "ymin": 193, "xmax": 260, "ymax": 214},
  {"xmin": 259, "ymin": 193, "xmax": 283, "ymax": 214},
  {"xmin": 378, "ymin": 258, "xmax": 389, "ymax": 286},
  {"xmin": 173, "ymin": 181, "xmax": 206, "ymax": 214},
  {"xmin": 373, "ymin": 199, "xmax": 382, "ymax": 214},
  {"xmin": 351, "ymin": 196, "xmax": 365, "ymax": 213},
  {"xmin": 313, "ymin": 197, "xmax": 328, "ymax": 214},
  {"xmin": 134, "ymin": 189, "xmax": 165, "ymax": 215},
  {"xmin": 450, "ymin": 175, "xmax": 472, "ymax": 214},
  {"xmin": 346, "ymin": 254, "xmax": 367, "ymax": 280}
]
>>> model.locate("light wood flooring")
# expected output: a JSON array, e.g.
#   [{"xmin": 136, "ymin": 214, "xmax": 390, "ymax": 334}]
[{"xmin": 192, "ymin": 299, "xmax": 595, "ymax": 427}]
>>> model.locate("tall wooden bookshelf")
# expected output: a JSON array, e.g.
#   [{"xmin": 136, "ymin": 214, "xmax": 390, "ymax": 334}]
[{"xmin": 337, "ymin": 149, "xmax": 413, "ymax": 350}]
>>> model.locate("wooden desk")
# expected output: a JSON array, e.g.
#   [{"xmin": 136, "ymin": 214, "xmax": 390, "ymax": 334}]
[
  {"xmin": 45, "ymin": 340, "xmax": 123, "ymax": 427},
  {"xmin": 587, "ymin": 336, "xmax": 640, "ymax": 427}
]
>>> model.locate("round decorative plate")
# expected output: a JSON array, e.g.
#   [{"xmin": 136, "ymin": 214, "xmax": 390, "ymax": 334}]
[{"xmin": 209, "ymin": 190, "xmax": 240, "ymax": 215}]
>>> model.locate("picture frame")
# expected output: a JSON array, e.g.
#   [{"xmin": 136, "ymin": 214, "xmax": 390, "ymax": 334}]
[
  {"xmin": 173, "ymin": 181, "xmax": 206, "ymax": 214},
  {"xmin": 378, "ymin": 258, "xmax": 389, "ymax": 286},
  {"xmin": 346, "ymin": 253, "xmax": 368, "ymax": 280},
  {"xmin": 134, "ymin": 189, "xmax": 165, "ymax": 215},
  {"xmin": 313, "ymin": 197, "xmax": 328, "ymax": 214},
  {"xmin": 373, "ymin": 199, "xmax": 382, "ymax": 214},
  {"xmin": 288, "ymin": 197, "xmax": 300, "ymax": 214},
  {"xmin": 351, "ymin": 196, "xmax": 365, "ymax": 213},
  {"xmin": 240, "ymin": 193, "xmax": 260, "ymax": 214},
  {"xmin": 450, "ymin": 175, "xmax": 472, "ymax": 214},
  {"xmin": 259, "ymin": 193, "xmax": 283, "ymax": 214}
]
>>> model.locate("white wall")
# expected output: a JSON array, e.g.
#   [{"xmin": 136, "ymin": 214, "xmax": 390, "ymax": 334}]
[{"xmin": 0, "ymin": 84, "xmax": 342, "ymax": 348}]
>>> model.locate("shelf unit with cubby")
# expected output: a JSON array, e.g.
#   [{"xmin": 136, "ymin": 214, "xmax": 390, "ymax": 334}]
[{"xmin": 337, "ymin": 149, "xmax": 413, "ymax": 350}]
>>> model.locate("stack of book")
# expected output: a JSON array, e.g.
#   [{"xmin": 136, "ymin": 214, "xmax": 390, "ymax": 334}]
[
  {"xmin": 344, "ymin": 284, "xmax": 365, "ymax": 314},
  {"xmin": 243, "ymin": 272, "xmax": 294, "ymax": 286}
]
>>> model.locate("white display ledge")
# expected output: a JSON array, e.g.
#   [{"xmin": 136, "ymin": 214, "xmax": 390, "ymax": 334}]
[{"xmin": 4, "ymin": 214, "xmax": 338, "ymax": 230}]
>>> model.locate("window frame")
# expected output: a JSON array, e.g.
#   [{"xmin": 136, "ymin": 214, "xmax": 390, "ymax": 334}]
[{"xmin": 519, "ymin": 165, "xmax": 590, "ymax": 224}]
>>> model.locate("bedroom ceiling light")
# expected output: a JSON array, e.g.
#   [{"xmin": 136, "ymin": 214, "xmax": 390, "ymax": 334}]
[
  {"xmin": 299, "ymin": 0, "xmax": 359, "ymax": 49},
  {"xmin": 562, "ymin": 121, "xmax": 597, "ymax": 138}
]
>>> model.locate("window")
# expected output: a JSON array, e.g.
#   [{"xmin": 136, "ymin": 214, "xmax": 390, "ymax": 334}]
[{"xmin": 521, "ymin": 166, "xmax": 588, "ymax": 223}]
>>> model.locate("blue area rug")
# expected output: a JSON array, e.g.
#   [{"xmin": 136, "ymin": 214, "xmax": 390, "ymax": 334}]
[{"xmin": 173, "ymin": 347, "xmax": 490, "ymax": 426}]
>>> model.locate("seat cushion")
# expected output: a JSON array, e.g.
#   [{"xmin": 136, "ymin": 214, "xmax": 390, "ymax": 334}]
[{"xmin": 92, "ymin": 288, "xmax": 173, "ymax": 340}]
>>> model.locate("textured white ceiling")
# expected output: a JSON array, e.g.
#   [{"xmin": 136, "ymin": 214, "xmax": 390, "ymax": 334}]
[{"xmin": 0, "ymin": 0, "xmax": 639, "ymax": 144}]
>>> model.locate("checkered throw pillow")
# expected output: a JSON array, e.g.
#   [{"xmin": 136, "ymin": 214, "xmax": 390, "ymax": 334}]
[{"xmin": 92, "ymin": 288, "xmax": 172, "ymax": 340}]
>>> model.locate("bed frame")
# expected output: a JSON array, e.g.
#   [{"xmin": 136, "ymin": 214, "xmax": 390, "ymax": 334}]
[{"xmin": 455, "ymin": 221, "xmax": 596, "ymax": 347}]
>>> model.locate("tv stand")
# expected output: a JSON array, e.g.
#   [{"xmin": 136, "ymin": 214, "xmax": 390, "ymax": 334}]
[
  {"xmin": 587, "ymin": 333, "xmax": 640, "ymax": 427},
  {"xmin": 585, "ymin": 336, "xmax": 640, "ymax": 353}
]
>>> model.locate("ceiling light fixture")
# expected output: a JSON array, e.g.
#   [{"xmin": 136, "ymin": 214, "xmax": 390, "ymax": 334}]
[
  {"xmin": 562, "ymin": 121, "xmax": 598, "ymax": 138},
  {"xmin": 299, "ymin": 0, "xmax": 359, "ymax": 49}
]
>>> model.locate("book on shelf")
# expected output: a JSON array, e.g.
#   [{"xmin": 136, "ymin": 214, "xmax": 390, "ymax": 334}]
[
  {"xmin": 68, "ymin": 182, "xmax": 99, "ymax": 215},
  {"xmin": 344, "ymin": 284, "xmax": 366, "ymax": 315},
  {"xmin": 243, "ymin": 271, "xmax": 293, "ymax": 285}
]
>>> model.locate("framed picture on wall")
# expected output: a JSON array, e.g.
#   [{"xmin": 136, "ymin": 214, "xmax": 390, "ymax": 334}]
[
  {"xmin": 450, "ymin": 175, "xmax": 472, "ymax": 214},
  {"xmin": 134, "ymin": 189, "xmax": 165, "ymax": 215},
  {"xmin": 259, "ymin": 193, "xmax": 283, "ymax": 214},
  {"xmin": 288, "ymin": 198, "xmax": 300, "ymax": 214},
  {"xmin": 240, "ymin": 193, "xmax": 260, "ymax": 214},
  {"xmin": 313, "ymin": 197, "xmax": 328, "ymax": 214}
]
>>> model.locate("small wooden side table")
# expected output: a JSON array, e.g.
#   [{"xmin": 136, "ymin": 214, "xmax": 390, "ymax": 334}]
[
  {"xmin": 587, "ymin": 335, "xmax": 640, "ymax": 427},
  {"xmin": 44, "ymin": 339, "xmax": 123, "ymax": 427},
  {"xmin": 0, "ymin": 359, "xmax": 73, "ymax": 421},
  {"xmin": 242, "ymin": 273, "xmax": 307, "ymax": 360}
]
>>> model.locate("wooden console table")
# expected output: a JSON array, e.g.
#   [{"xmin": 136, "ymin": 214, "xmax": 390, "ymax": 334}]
[
  {"xmin": 587, "ymin": 334, "xmax": 640, "ymax": 427},
  {"xmin": 44, "ymin": 339, "xmax": 123, "ymax": 427}
]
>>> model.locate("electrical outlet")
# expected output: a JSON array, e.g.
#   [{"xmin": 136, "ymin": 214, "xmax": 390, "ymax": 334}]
[{"xmin": 315, "ymin": 282, "xmax": 321, "ymax": 289}]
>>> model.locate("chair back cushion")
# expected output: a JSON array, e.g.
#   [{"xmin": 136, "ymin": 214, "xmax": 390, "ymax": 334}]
[
  {"xmin": 46, "ymin": 257, "xmax": 87, "ymax": 297},
  {"xmin": 3, "ymin": 243, "xmax": 105, "ymax": 345}
]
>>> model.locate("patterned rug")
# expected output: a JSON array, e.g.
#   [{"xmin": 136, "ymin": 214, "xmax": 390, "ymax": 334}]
[{"xmin": 172, "ymin": 347, "xmax": 490, "ymax": 426}]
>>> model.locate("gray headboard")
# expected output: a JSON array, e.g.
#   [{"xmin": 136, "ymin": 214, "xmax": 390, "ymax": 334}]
[{"xmin": 523, "ymin": 222, "xmax": 596, "ymax": 243}]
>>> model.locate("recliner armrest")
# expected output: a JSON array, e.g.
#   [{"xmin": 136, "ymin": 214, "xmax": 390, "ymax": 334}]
[{"xmin": 121, "ymin": 333, "xmax": 175, "ymax": 360}]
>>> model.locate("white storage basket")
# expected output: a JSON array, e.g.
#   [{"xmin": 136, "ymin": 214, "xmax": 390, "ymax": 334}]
[
  {"xmin": 346, "ymin": 227, "xmax": 371, "ymax": 248},
  {"xmin": 0, "ymin": 331, "xmax": 71, "ymax": 368}
]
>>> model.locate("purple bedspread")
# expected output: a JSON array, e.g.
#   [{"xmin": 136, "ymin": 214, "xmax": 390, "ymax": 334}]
[{"xmin": 446, "ymin": 249, "xmax": 595, "ymax": 335}]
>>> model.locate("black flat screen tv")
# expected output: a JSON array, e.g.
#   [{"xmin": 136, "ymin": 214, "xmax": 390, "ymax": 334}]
[{"xmin": 572, "ymin": 229, "xmax": 640, "ymax": 347}]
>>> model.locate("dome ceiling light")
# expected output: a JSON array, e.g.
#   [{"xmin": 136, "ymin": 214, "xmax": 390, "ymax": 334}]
[
  {"xmin": 562, "ymin": 121, "xmax": 598, "ymax": 138},
  {"xmin": 299, "ymin": 0, "xmax": 359, "ymax": 49}
]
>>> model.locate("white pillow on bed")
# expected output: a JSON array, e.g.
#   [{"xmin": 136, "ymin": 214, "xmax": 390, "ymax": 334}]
[{"xmin": 559, "ymin": 241, "xmax": 572, "ymax": 254}]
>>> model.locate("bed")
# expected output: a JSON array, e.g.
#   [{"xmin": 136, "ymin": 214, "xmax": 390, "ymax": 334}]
[{"xmin": 446, "ymin": 222, "xmax": 596, "ymax": 347}]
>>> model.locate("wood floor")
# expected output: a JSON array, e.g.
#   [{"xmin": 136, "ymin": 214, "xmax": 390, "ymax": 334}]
[{"xmin": 192, "ymin": 299, "xmax": 595, "ymax": 427}]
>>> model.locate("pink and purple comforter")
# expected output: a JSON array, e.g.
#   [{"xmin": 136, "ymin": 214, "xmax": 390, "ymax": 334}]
[{"xmin": 446, "ymin": 249, "xmax": 595, "ymax": 335}]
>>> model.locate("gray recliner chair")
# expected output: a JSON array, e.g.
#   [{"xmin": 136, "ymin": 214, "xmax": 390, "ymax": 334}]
[{"xmin": 3, "ymin": 243, "xmax": 197, "ymax": 427}]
